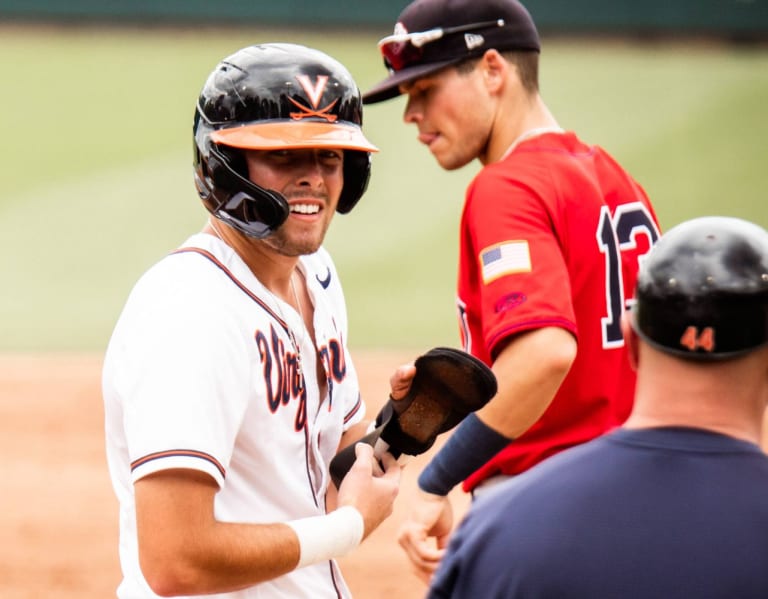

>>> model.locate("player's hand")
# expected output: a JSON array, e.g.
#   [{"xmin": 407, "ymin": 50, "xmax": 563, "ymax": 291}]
[
  {"xmin": 337, "ymin": 443, "xmax": 401, "ymax": 540},
  {"xmin": 397, "ymin": 489, "xmax": 453, "ymax": 585},
  {"xmin": 389, "ymin": 362, "xmax": 416, "ymax": 400}
]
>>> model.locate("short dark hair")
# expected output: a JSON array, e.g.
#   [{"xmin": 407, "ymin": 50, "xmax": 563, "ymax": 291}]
[{"xmin": 456, "ymin": 50, "xmax": 539, "ymax": 93}]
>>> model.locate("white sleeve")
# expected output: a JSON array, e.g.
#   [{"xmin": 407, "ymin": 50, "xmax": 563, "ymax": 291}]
[{"xmin": 108, "ymin": 256, "xmax": 252, "ymax": 487}]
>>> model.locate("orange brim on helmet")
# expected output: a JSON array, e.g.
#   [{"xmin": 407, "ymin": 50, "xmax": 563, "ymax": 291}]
[{"xmin": 211, "ymin": 121, "xmax": 379, "ymax": 153}]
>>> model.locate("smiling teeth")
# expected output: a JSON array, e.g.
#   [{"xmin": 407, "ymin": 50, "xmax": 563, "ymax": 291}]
[{"xmin": 291, "ymin": 204, "xmax": 319, "ymax": 214}]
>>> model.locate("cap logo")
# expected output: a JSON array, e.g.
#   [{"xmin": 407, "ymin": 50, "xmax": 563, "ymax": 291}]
[
  {"xmin": 465, "ymin": 33, "xmax": 485, "ymax": 50},
  {"xmin": 290, "ymin": 74, "xmax": 338, "ymax": 122}
]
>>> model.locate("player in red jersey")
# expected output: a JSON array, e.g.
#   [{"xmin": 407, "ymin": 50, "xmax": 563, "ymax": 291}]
[
  {"xmin": 456, "ymin": 135, "xmax": 660, "ymax": 487},
  {"xmin": 363, "ymin": 0, "xmax": 662, "ymax": 584}
]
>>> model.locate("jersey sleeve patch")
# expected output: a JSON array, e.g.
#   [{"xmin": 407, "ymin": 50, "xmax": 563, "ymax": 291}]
[{"xmin": 480, "ymin": 241, "xmax": 532, "ymax": 284}]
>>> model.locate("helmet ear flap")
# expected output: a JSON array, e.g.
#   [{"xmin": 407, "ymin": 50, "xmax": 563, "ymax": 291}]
[
  {"xmin": 337, "ymin": 151, "xmax": 372, "ymax": 214},
  {"xmin": 203, "ymin": 145, "xmax": 290, "ymax": 238}
]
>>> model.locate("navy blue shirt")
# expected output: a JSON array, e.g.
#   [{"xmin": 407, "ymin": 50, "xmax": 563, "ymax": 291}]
[{"xmin": 428, "ymin": 427, "xmax": 768, "ymax": 599}]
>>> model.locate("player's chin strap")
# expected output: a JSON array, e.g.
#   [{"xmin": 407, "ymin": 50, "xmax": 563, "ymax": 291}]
[
  {"xmin": 329, "ymin": 347, "xmax": 498, "ymax": 489},
  {"xmin": 199, "ymin": 144, "xmax": 290, "ymax": 239}
]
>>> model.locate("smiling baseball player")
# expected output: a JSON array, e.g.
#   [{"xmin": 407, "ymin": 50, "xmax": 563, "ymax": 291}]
[{"xmin": 102, "ymin": 43, "xmax": 402, "ymax": 598}]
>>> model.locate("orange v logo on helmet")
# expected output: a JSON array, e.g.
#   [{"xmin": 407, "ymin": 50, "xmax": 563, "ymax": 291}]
[
  {"xmin": 290, "ymin": 74, "xmax": 339, "ymax": 122},
  {"xmin": 297, "ymin": 74, "xmax": 329, "ymax": 107}
]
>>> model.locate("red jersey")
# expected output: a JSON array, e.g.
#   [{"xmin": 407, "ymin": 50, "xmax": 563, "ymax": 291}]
[{"xmin": 458, "ymin": 131, "xmax": 660, "ymax": 491}]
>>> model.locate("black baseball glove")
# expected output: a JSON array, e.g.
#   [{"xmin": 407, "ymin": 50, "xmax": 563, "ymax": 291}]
[{"xmin": 330, "ymin": 347, "xmax": 497, "ymax": 488}]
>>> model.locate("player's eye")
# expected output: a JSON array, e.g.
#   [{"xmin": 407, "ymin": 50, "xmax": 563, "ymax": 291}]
[{"xmin": 318, "ymin": 150, "xmax": 343, "ymax": 164}]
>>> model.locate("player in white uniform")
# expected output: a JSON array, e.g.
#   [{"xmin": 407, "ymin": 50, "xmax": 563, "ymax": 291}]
[{"xmin": 102, "ymin": 43, "xmax": 404, "ymax": 598}]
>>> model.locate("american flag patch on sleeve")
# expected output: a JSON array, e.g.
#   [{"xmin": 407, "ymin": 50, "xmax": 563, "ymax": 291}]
[{"xmin": 480, "ymin": 241, "xmax": 531, "ymax": 283}]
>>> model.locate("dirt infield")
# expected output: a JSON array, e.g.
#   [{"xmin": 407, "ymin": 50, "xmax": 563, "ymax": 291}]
[{"xmin": 0, "ymin": 351, "xmax": 469, "ymax": 599}]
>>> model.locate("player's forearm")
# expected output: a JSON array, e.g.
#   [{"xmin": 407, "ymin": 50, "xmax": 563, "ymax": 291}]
[
  {"xmin": 140, "ymin": 519, "xmax": 300, "ymax": 596},
  {"xmin": 136, "ymin": 470, "xmax": 296, "ymax": 594},
  {"xmin": 136, "ymin": 468, "xmax": 364, "ymax": 595},
  {"xmin": 481, "ymin": 326, "xmax": 576, "ymax": 438},
  {"xmin": 142, "ymin": 510, "xmax": 367, "ymax": 596},
  {"xmin": 418, "ymin": 413, "xmax": 511, "ymax": 495}
]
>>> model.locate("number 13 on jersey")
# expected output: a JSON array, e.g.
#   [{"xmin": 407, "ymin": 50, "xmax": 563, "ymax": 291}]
[{"xmin": 597, "ymin": 202, "xmax": 660, "ymax": 348}]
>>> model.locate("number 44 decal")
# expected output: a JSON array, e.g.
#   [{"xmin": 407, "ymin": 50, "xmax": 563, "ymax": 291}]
[
  {"xmin": 680, "ymin": 326, "xmax": 716, "ymax": 352},
  {"xmin": 597, "ymin": 203, "xmax": 660, "ymax": 348}
]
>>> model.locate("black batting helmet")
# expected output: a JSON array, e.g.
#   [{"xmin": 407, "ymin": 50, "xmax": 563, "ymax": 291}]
[
  {"xmin": 631, "ymin": 216, "xmax": 768, "ymax": 360},
  {"xmin": 193, "ymin": 43, "xmax": 378, "ymax": 238}
]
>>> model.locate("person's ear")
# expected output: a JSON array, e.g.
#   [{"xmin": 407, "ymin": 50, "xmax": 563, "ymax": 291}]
[
  {"xmin": 480, "ymin": 49, "xmax": 506, "ymax": 94},
  {"xmin": 622, "ymin": 311, "xmax": 639, "ymax": 371}
]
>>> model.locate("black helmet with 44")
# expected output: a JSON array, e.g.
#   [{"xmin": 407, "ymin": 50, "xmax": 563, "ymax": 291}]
[
  {"xmin": 632, "ymin": 216, "xmax": 768, "ymax": 360},
  {"xmin": 193, "ymin": 43, "xmax": 378, "ymax": 238}
]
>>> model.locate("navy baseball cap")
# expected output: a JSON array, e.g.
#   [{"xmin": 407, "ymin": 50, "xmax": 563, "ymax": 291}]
[{"xmin": 363, "ymin": 0, "xmax": 540, "ymax": 104}]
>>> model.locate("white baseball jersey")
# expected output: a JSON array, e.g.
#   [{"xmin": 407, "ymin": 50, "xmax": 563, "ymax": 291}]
[{"xmin": 103, "ymin": 232, "xmax": 365, "ymax": 599}]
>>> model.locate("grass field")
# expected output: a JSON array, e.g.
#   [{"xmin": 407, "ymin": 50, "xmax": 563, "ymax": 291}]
[{"xmin": 1, "ymin": 23, "xmax": 767, "ymax": 352}]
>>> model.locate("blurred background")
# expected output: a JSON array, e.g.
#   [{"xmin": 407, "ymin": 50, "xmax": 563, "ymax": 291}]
[{"xmin": 1, "ymin": 0, "xmax": 766, "ymax": 352}]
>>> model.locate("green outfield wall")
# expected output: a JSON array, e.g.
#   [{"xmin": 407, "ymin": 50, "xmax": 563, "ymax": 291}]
[{"xmin": 0, "ymin": 0, "xmax": 766, "ymax": 37}]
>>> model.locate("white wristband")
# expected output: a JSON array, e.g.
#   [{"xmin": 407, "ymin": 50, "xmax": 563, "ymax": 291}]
[{"xmin": 286, "ymin": 506, "xmax": 364, "ymax": 568}]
